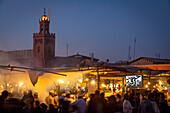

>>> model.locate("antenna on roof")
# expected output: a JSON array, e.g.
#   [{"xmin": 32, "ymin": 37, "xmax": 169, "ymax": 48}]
[
  {"xmin": 133, "ymin": 38, "xmax": 136, "ymax": 60},
  {"xmin": 128, "ymin": 45, "xmax": 131, "ymax": 62},
  {"xmin": 156, "ymin": 52, "xmax": 160, "ymax": 59}
]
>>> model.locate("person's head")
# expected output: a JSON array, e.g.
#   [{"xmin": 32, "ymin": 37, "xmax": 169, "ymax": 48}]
[
  {"xmin": 40, "ymin": 103, "xmax": 48, "ymax": 111},
  {"xmin": 124, "ymin": 93, "xmax": 129, "ymax": 100},
  {"xmin": 49, "ymin": 90, "xmax": 54, "ymax": 97},
  {"xmin": 33, "ymin": 100, "xmax": 40, "ymax": 108},
  {"xmin": 148, "ymin": 93, "xmax": 155, "ymax": 101},
  {"xmin": 89, "ymin": 94, "xmax": 94, "ymax": 100},
  {"xmin": 95, "ymin": 90, "xmax": 100, "ymax": 95},
  {"xmin": 34, "ymin": 92, "xmax": 38, "ymax": 98},
  {"xmin": 116, "ymin": 94, "xmax": 121, "ymax": 99},
  {"xmin": 108, "ymin": 95, "xmax": 116, "ymax": 103},
  {"xmin": 2, "ymin": 90, "xmax": 9, "ymax": 98},
  {"xmin": 78, "ymin": 94, "xmax": 83, "ymax": 99},
  {"xmin": 54, "ymin": 91, "xmax": 58, "ymax": 96},
  {"xmin": 66, "ymin": 93, "xmax": 70, "ymax": 98},
  {"xmin": 100, "ymin": 92, "xmax": 105, "ymax": 98},
  {"xmin": 28, "ymin": 90, "xmax": 32, "ymax": 95}
]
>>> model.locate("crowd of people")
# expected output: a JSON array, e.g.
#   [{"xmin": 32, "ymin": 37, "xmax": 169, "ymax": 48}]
[{"xmin": 0, "ymin": 89, "xmax": 169, "ymax": 113}]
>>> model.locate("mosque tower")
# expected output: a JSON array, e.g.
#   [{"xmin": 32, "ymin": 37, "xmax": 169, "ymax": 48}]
[{"xmin": 33, "ymin": 8, "xmax": 55, "ymax": 67}]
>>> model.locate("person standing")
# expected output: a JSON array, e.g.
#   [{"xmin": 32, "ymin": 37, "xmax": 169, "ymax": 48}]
[
  {"xmin": 148, "ymin": 93, "xmax": 160, "ymax": 113},
  {"xmin": 159, "ymin": 93, "xmax": 169, "ymax": 113},
  {"xmin": 70, "ymin": 94, "xmax": 87, "ymax": 113},
  {"xmin": 0, "ymin": 90, "xmax": 9, "ymax": 113},
  {"xmin": 90, "ymin": 90, "xmax": 107, "ymax": 113},
  {"xmin": 32, "ymin": 100, "xmax": 46, "ymax": 113},
  {"xmin": 138, "ymin": 97, "xmax": 155, "ymax": 113},
  {"xmin": 116, "ymin": 93, "xmax": 123, "ymax": 112},
  {"xmin": 123, "ymin": 93, "xmax": 133, "ymax": 113},
  {"xmin": 34, "ymin": 92, "xmax": 42, "ymax": 103},
  {"xmin": 45, "ymin": 90, "xmax": 55, "ymax": 107},
  {"xmin": 107, "ymin": 95, "xmax": 121, "ymax": 113}
]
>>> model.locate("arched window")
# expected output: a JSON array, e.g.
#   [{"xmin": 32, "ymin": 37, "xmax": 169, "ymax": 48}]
[{"xmin": 37, "ymin": 47, "xmax": 40, "ymax": 53}]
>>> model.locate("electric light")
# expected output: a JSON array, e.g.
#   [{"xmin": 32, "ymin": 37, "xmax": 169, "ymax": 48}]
[
  {"xmin": 165, "ymin": 87, "xmax": 168, "ymax": 90},
  {"xmin": 148, "ymin": 82, "xmax": 150, "ymax": 85},
  {"xmin": 101, "ymin": 83, "xmax": 106, "ymax": 87},
  {"xmin": 153, "ymin": 86, "xmax": 156, "ymax": 88},
  {"xmin": 85, "ymin": 78, "xmax": 89, "ymax": 81},
  {"xmin": 145, "ymin": 85, "xmax": 148, "ymax": 88},
  {"xmin": 91, "ymin": 80, "xmax": 95, "ymax": 85},
  {"xmin": 78, "ymin": 79, "xmax": 83, "ymax": 83},
  {"xmin": 58, "ymin": 80, "xmax": 64, "ymax": 84},
  {"xmin": 7, "ymin": 84, "xmax": 9, "ymax": 86},
  {"xmin": 110, "ymin": 83, "xmax": 113, "ymax": 87},
  {"xmin": 42, "ymin": 16, "xmax": 47, "ymax": 20},
  {"xmin": 104, "ymin": 72, "xmax": 107, "ymax": 74},
  {"xmin": 159, "ymin": 81, "xmax": 162, "ymax": 85},
  {"xmin": 1, "ymin": 85, "xmax": 3, "ymax": 89},
  {"xmin": 19, "ymin": 82, "xmax": 23, "ymax": 87}
]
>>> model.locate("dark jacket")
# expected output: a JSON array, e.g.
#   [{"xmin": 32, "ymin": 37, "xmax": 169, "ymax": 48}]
[{"xmin": 138, "ymin": 99, "xmax": 155, "ymax": 113}]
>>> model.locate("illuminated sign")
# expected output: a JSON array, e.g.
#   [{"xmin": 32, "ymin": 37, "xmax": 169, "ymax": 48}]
[{"xmin": 126, "ymin": 75, "xmax": 143, "ymax": 88}]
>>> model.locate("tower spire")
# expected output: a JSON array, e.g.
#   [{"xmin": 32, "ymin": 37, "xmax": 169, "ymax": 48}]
[{"xmin": 44, "ymin": 8, "xmax": 46, "ymax": 15}]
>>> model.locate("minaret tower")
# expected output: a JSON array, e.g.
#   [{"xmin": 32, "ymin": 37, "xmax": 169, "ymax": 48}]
[{"xmin": 33, "ymin": 8, "xmax": 55, "ymax": 67}]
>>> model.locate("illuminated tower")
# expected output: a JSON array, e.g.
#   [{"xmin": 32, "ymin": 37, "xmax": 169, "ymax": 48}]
[{"xmin": 33, "ymin": 8, "xmax": 55, "ymax": 67}]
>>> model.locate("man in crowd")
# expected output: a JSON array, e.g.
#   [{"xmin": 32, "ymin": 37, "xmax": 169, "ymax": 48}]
[
  {"xmin": 70, "ymin": 94, "xmax": 87, "ymax": 113},
  {"xmin": 45, "ymin": 90, "xmax": 55, "ymax": 107}
]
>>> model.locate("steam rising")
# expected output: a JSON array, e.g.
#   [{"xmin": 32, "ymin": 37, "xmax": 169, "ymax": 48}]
[{"xmin": 0, "ymin": 51, "xmax": 84, "ymax": 103}]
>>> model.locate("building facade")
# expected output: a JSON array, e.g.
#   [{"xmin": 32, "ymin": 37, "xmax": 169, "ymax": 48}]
[
  {"xmin": 0, "ymin": 9, "xmax": 99, "ymax": 68},
  {"xmin": 33, "ymin": 10, "xmax": 55, "ymax": 67}
]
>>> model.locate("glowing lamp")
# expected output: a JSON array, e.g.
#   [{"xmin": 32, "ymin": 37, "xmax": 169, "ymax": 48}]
[
  {"xmin": 85, "ymin": 78, "xmax": 89, "ymax": 81},
  {"xmin": 145, "ymin": 85, "xmax": 148, "ymax": 88},
  {"xmin": 19, "ymin": 82, "xmax": 23, "ymax": 87},
  {"xmin": 101, "ymin": 83, "xmax": 106, "ymax": 87},
  {"xmin": 159, "ymin": 81, "xmax": 162, "ymax": 85},
  {"xmin": 58, "ymin": 80, "xmax": 64, "ymax": 84},
  {"xmin": 91, "ymin": 80, "xmax": 95, "ymax": 85}
]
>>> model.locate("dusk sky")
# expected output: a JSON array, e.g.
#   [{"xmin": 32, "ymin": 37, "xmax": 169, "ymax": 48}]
[{"xmin": 0, "ymin": 0, "xmax": 170, "ymax": 62}]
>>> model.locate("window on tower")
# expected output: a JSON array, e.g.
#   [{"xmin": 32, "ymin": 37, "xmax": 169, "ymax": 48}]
[{"xmin": 37, "ymin": 47, "xmax": 40, "ymax": 53}]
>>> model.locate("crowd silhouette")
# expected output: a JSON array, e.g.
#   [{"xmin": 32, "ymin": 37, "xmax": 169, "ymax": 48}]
[{"xmin": 0, "ymin": 89, "xmax": 169, "ymax": 113}]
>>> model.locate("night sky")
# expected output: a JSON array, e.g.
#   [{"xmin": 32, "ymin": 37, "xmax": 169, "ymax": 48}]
[{"xmin": 0, "ymin": 0, "xmax": 170, "ymax": 62}]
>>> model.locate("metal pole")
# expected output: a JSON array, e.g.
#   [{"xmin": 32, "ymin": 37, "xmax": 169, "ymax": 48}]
[
  {"xmin": 133, "ymin": 38, "xmax": 136, "ymax": 60},
  {"xmin": 122, "ymin": 77, "xmax": 125, "ymax": 96},
  {"xmin": 97, "ymin": 66, "xmax": 100, "ymax": 90}
]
